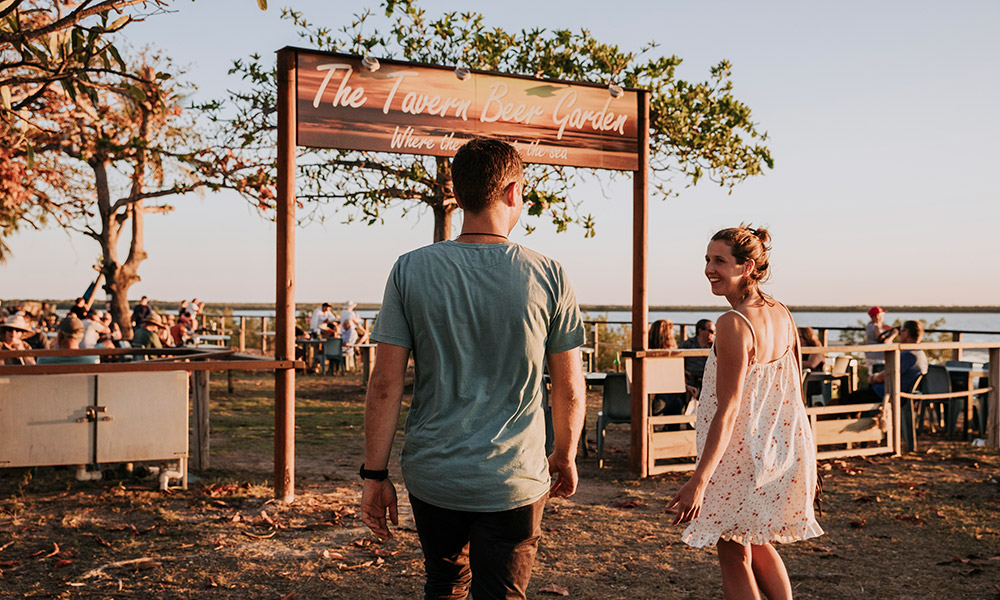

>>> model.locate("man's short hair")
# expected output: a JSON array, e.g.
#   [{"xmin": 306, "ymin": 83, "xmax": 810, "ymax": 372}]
[
  {"xmin": 901, "ymin": 320, "xmax": 924, "ymax": 341},
  {"xmin": 322, "ymin": 302, "xmax": 331, "ymax": 309},
  {"xmin": 451, "ymin": 138, "xmax": 523, "ymax": 214},
  {"xmin": 696, "ymin": 319, "xmax": 714, "ymax": 332}
]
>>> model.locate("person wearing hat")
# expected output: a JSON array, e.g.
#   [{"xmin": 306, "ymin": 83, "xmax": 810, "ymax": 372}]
[
  {"xmin": 339, "ymin": 300, "xmax": 360, "ymax": 329},
  {"xmin": 131, "ymin": 313, "xmax": 165, "ymax": 349},
  {"xmin": 864, "ymin": 306, "xmax": 898, "ymax": 374},
  {"xmin": 1, "ymin": 314, "xmax": 37, "ymax": 365},
  {"xmin": 38, "ymin": 316, "xmax": 99, "ymax": 365}
]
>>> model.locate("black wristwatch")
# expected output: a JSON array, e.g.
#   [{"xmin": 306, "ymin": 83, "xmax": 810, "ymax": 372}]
[{"xmin": 359, "ymin": 464, "xmax": 389, "ymax": 481}]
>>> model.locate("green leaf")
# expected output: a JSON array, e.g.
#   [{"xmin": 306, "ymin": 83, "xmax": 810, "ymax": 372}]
[
  {"xmin": 123, "ymin": 84, "xmax": 146, "ymax": 103},
  {"xmin": 108, "ymin": 45, "xmax": 126, "ymax": 70}
]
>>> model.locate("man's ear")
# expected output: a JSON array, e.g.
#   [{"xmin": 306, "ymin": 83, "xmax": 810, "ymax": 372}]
[{"xmin": 504, "ymin": 181, "xmax": 520, "ymax": 207}]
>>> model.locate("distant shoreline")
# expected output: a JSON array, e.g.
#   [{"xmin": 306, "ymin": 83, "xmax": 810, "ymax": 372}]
[{"xmin": 8, "ymin": 299, "xmax": 1000, "ymax": 314}]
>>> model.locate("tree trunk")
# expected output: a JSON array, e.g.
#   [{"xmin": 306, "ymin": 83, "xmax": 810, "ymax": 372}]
[
  {"xmin": 432, "ymin": 203, "xmax": 454, "ymax": 243},
  {"xmin": 432, "ymin": 157, "xmax": 458, "ymax": 243}
]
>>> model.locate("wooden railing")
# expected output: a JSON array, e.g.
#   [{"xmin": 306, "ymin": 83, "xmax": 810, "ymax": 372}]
[{"xmin": 631, "ymin": 342, "xmax": 999, "ymax": 475}]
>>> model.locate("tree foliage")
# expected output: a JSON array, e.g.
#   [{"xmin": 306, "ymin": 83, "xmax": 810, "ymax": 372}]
[
  {"xmin": 204, "ymin": 0, "xmax": 773, "ymax": 242},
  {"xmin": 0, "ymin": 0, "xmax": 170, "ymax": 260}
]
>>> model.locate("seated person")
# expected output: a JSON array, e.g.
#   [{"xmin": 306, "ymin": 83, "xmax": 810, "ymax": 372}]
[
  {"xmin": 81, "ymin": 309, "xmax": 111, "ymax": 349},
  {"xmin": 648, "ymin": 319, "xmax": 689, "ymax": 416},
  {"xmin": 798, "ymin": 326, "xmax": 825, "ymax": 371},
  {"xmin": 70, "ymin": 297, "xmax": 88, "ymax": 320},
  {"xmin": 864, "ymin": 306, "xmax": 898, "ymax": 374},
  {"xmin": 1, "ymin": 314, "xmax": 37, "ymax": 365},
  {"xmin": 169, "ymin": 313, "xmax": 191, "ymax": 346},
  {"xmin": 100, "ymin": 311, "xmax": 122, "ymax": 346},
  {"xmin": 844, "ymin": 320, "xmax": 927, "ymax": 403},
  {"xmin": 20, "ymin": 312, "xmax": 50, "ymax": 350},
  {"xmin": 309, "ymin": 302, "xmax": 339, "ymax": 337},
  {"xmin": 132, "ymin": 313, "xmax": 166, "ymax": 349},
  {"xmin": 679, "ymin": 319, "xmax": 715, "ymax": 397},
  {"xmin": 341, "ymin": 318, "xmax": 361, "ymax": 370},
  {"xmin": 38, "ymin": 316, "xmax": 100, "ymax": 365}
]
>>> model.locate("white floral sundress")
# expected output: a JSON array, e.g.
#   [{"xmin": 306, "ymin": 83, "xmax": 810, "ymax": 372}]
[{"xmin": 682, "ymin": 309, "xmax": 824, "ymax": 548}]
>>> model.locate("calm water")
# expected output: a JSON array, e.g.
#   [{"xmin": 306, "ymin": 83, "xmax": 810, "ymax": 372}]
[{"xmin": 229, "ymin": 308, "xmax": 1000, "ymax": 336}]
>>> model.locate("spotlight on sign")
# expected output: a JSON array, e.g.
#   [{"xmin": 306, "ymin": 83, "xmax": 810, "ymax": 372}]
[
  {"xmin": 454, "ymin": 66, "xmax": 471, "ymax": 81},
  {"xmin": 608, "ymin": 82, "xmax": 624, "ymax": 98},
  {"xmin": 361, "ymin": 55, "xmax": 381, "ymax": 72}
]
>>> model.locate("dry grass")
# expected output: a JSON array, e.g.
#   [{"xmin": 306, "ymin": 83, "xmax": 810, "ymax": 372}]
[{"xmin": 1, "ymin": 371, "xmax": 999, "ymax": 599}]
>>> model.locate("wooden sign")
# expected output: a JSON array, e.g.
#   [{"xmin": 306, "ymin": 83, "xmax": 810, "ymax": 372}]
[{"xmin": 294, "ymin": 48, "xmax": 640, "ymax": 171}]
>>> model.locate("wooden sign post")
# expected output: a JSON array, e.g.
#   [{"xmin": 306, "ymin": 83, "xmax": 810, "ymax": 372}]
[{"xmin": 274, "ymin": 46, "xmax": 651, "ymax": 500}]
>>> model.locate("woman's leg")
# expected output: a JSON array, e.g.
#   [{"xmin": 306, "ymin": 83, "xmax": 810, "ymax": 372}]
[
  {"xmin": 717, "ymin": 539, "xmax": 761, "ymax": 600},
  {"xmin": 750, "ymin": 543, "xmax": 792, "ymax": 600}
]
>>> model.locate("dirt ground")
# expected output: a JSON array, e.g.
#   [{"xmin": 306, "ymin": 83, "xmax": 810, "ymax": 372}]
[{"xmin": 2, "ymin": 372, "xmax": 999, "ymax": 599}]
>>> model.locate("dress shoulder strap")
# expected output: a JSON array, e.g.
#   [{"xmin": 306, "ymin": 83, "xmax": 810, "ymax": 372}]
[{"xmin": 727, "ymin": 310, "xmax": 757, "ymax": 364}]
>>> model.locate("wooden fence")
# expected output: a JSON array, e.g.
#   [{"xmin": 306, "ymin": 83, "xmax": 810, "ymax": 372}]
[{"xmin": 635, "ymin": 342, "xmax": 998, "ymax": 476}]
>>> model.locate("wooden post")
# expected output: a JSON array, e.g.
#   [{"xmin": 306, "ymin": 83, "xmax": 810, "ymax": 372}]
[
  {"xmin": 988, "ymin": 347, "xmax": 999, "ymax": 448},
  {"xmin": 239, "ymin": 316, "xmax": 246, "ymax": 352},
  {"xmin": 261, "ymin": 317, "xmax": 269, "ymax": 353},
  {"xmin": 952, "ymin": 332, "xmax": 962, "ymax": 362},
  {"xmin": 220, "ymin": 315, "xmax": 227, "ymax": 338},
  {"xmin": 818, "ymin": 328, "xmax": 829, "ymax": 347},
  {"xmin": 274, "ymin": 48, "xmax": 297, "ymax": 503},
  {"xmin": 592, "ymin": 322, "xmax": 600, "ymax": 369},
  {"xmin": 191, "ymin": 371, "xmax": 210, "ymax": 471},
  {"xmin": 680, "ymin": 324, "xmax": 688, "ymax": 343},
  {"xmin": 630, "ymin": 90, "xmax": 650, "ymax": 477},
  {"xmin": 885, "ymin": 348, "xmax": 901, "ymax": 455}
]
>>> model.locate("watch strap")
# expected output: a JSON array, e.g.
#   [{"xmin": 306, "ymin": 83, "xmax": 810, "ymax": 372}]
[{"xmin": 359, "ymin": 464, "xmax": 389, "ymax": 481}]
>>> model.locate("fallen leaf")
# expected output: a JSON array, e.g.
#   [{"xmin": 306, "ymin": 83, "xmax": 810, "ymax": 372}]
[
  {"xmin": 243, "ymin": 531, "xmax": 276, "ymax": 539},
  {"xmin": 952, "ymin": 557, "xmax": 971, "ymax": 564},
  {"xmin": 614, "ymin": 500, "xmax": 645, "ymax": 509},
  {"xmin": 261, "ymin": 510, "xmax": 275, "ymax": 526},
  {"xmin": 206, "ymin": 577, "xmax": 219, "ymax": 588},
  {"xmin": 850, "ymin": 520, "xmax": 866, "ymax": 528},
  {"xmin": 855, "ymin": 495, "xmax": 880, "ymax": 503},
  {"xmin": 539, "ymin": 583, "xmax": 570, "ymax": 596},
  {"xmin": 0, "ymin": 560, "xmax": 18, "ymax": 568},
  {"xmin": 44, "ymin": 542, "xmax": 61, "ymax": 558},
  {"xmin": 321, "ymin": 550, "xmax": 345, "ymax": 560}
]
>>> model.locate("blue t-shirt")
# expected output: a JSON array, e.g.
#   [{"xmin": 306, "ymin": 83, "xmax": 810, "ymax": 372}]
[
  {"xmin": 872, "ymin": 349, "xmax": 927, "ymax": 396},
  {"xmin": 372, "ymin": 241, "xmax": 585, "ymax": 512}
]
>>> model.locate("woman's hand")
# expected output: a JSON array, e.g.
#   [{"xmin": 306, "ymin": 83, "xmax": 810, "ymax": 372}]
[{"xmin": 666, "ymin": 476, "xmax": 707, "ymax": 526}]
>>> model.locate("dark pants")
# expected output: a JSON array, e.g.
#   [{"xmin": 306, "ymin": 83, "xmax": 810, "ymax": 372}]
[{"xmin": 408, "ymin": 493, "xmax": 546, "ymax": 600}]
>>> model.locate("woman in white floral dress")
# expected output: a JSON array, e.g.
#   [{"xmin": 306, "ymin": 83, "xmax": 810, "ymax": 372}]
[{"xmin": 668, "ymin": 226, "xmax": 823, "ymax": 599}]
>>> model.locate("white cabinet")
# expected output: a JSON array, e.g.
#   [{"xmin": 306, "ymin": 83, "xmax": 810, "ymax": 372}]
[{"xmin": 0, "ymin": 372, "xmax": 188, "ymax": 469}]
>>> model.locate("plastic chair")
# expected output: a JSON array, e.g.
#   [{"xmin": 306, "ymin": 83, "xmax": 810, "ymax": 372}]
[
  {"xmin": 916, "ymin": 365, "xmax": 952, "ymax": 435},
  {"xmin": 900, "ymin": 372, "xmax": 926, "ymax": 452},
  {"xmin": 596, "ymin": 373, "xmax": 630, "ymax": 468},
  {"xmin": 320, "ymin": 338, "xmax": 345, "ymax": 375}
]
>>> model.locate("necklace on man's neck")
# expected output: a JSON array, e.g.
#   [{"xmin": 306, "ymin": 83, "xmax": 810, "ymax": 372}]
[{"xmin": 458, "ymin": 232, "xmax": 508, "ymax": 240}]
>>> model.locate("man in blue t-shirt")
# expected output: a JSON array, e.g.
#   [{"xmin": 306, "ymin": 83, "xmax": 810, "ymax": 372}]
[
  {"xmin": 845, "ymin": 320, "xmax": 927, "ymax": 403},
  {"xmin": 360, "ymin": 138, "xmax": 586, "ymax": 599}
]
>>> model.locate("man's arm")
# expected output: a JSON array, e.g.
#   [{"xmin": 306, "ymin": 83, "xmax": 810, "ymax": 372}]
[
  {"xmin": 360, "ymin": 342, "xmax": 410, "ymax": 539},
  {"xmin": 545, "ymin": 348, "xmax": 586, "ymax": 498}
]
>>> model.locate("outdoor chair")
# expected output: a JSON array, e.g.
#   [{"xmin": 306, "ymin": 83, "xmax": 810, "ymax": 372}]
[
  {"xmin": 320, "ymin": 338, "xmax": 345, "ymax": 376},
  {"xmin": 916, "ymin": 365, "xmax": 952, "ymax": 435},
  {"xmin": 596, "ymin": 373, "xmax": 630, "ymax": 468},
  {"xmin": 830, "ymin": 355, "xmax": 857, "ymax": 398},
  {"xmin": 899, "ymin": 372, "xmax": 927, "ymax": 452}
]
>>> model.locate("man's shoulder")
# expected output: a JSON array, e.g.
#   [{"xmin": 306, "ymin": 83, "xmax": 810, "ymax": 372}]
[{"xmin": 679, "ymin": 337, "xmax": 699, "ymax": 349}]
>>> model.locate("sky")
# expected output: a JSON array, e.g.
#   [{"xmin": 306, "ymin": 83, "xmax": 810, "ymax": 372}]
[{"xmin": 3, "ymin": 0, "xmax": 999, "ymax": 306}]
